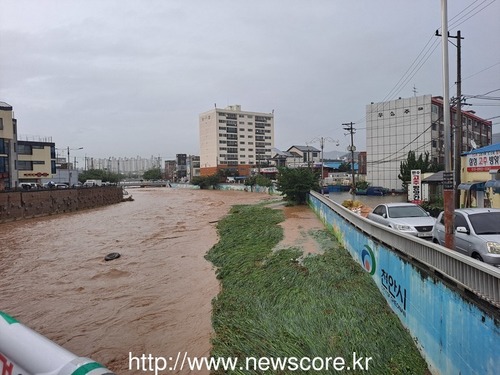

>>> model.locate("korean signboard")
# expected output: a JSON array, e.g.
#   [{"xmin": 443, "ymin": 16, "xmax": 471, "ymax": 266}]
[
  {"xmin": 409, "ymin": 169, "xmax": 421, "ymax": 204},
  {"xmin": 466, "ymin": 150, "xmax": 500, "ymax": 172}
]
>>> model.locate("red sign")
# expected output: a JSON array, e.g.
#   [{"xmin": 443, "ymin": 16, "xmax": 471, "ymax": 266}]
[
  {"xmin": 466, "ymin": 151, "xmax": 500, "ymax": 172},
  {"xmin": 0, "ymin": 353, "xmax": 13, "ymax": 375}
]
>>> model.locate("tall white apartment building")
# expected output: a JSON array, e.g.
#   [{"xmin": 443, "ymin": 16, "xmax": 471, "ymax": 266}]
[
  {"xmin": 199, "ymin": 105, "xmax": 274, "ymax": 176},
  {"xmin": 366, "ymin": 94, "xmax": 492, "ymax": 191}
]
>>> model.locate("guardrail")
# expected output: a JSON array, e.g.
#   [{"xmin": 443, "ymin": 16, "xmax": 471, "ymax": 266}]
[{"xmin": 310, "ymin": 190, "xmax": 500, "ymax": 308}]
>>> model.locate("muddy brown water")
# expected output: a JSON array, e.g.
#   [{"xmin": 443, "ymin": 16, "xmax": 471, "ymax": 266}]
[{"xmin": 2, "ymin": 188, "xmax": 295, "ymax": 373}]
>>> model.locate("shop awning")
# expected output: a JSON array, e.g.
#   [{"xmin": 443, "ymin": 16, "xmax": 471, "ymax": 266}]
[
  {"xmin": 458, "ymin": 181, "xmax": 485, "ymax": 190},
  {"xmin": 494, "ymin": 180, "xmax": 500, "ymax": 194},
  {"xmin": 485, "ymin": 180, "xmax": 497, "ymax": 188}
]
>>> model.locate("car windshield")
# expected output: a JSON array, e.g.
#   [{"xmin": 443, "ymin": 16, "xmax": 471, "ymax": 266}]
[
  {"xmin": 468, "ymin": 212, "xmax": 500, "ymax": 235},
  {"xmin": 388, "ymin": 206, "xmax": 427, "ymax": 218}
]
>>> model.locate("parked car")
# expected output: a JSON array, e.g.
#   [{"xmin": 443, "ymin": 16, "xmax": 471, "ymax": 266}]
[
  {"xmin": 367, "ymin": 202, "xmax": 436, "ymax": 238},
  {"xmin": 432, "ymin": 208, "xmax": 500, "ymax": 266},
  {"xmin": 19, "ymin": 183, "xmax": 35, "ymax": 190},
  {"xmin": 356, "ymin": 186, "xmax": 388, "ymax": 196}
]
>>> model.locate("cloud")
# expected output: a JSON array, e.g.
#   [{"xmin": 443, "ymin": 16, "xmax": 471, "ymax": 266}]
[{"xmin": 1, "ymin": 0, "xmax": 498, "ymax": 158}]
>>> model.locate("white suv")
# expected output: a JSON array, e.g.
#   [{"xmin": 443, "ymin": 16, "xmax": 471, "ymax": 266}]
[{"xmin": 432, "ymin": 208, "xmax": 500, "ymax": 266}]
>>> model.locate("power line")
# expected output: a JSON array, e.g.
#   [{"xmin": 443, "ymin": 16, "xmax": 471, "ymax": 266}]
[
  {"xmin": 462, "ymin": 61, "xmax": 500, "ymax": 81},
  {"xmin": 354, "ymin": 2, "xmax": 496, "ymax": 132}
]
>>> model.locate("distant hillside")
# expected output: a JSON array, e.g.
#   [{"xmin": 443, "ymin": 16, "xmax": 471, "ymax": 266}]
[{"xmin": 323, "ymin": 150, "xmax": 348, "ymax": 160}]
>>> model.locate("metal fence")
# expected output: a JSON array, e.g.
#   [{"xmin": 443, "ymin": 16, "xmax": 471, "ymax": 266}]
[{"xmin": 310, "ymin": 191, "xmax": 500, "ymax": 308}]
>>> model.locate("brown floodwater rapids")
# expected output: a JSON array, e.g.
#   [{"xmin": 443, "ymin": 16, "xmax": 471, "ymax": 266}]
[{"xmin": 2, "ymin": 188, "xmax": 296, "ymax": 374}]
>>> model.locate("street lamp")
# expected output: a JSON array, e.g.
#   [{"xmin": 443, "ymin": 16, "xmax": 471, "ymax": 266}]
[
  {"xmin": 67, "ymin": 147, "xmax": 83, "ymax": 187},
  {"xmin": 308, "ymin": 137, "xmax": 340, "ymax": 182}
]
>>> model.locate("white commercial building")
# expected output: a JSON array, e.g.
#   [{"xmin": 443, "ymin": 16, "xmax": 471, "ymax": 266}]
[{"xmin": 366, "ymin": 94, "xmax": 492, "ymax": 191}]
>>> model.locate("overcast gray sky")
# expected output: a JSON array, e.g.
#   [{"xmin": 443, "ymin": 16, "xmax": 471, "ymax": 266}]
[{"xmin": 1, "ymin": 0, "xmax": 499, "ymax": 160}]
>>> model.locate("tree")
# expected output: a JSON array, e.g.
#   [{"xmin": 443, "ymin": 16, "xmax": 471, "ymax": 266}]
[
  {"xmin": 143, "ymin": 168, "xmax": 162, "ymax": 180},
  {"xmin": 398, "ymin": 151, "xmax": 442, "ymax": 191},
  {"xmin": 276, "ymin": 167, "xmax": 320, "ymax": 204},
  {"xmin": 338, "ymin": 162, "xmax": 351, "ymax": 172},
  {"xmin": 244, "ymin": 174, "xmax": 272, "ymax": 189},
  {"xmin": 191, "ymin": 174, "xmax": 220, "ymax": 189}
]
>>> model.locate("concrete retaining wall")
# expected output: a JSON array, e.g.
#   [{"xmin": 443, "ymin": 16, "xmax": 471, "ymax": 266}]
[
  {"xmin": 0, "ymin": 187, "xmax": 123, "ymax": 223},
  {"xmin": 308, "ymin": 192, "xmax": 500, "ymax": 375}
]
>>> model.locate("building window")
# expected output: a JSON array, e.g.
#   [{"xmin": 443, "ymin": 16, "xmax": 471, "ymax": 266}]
[
  {"xmin": 0, "ymin": 118, "xmax": 3, "ymax": 130},
  {"xmin": 0, "ymin": 140, "xmax": 7, "ymax": 154},
  {"xmin": 17, "ymin": 144, "xmax": 33, "ymax": 155},
  {"xmin": 17, "ymin": 160, "xmax": 33, "ymax": 171},
  {"xmin": 0, "ymin": 157, "xmax": 7, "ymax": 173}
]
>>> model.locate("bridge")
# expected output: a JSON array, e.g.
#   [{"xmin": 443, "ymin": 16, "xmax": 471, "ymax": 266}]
[{"xmin": 118, "ymin": 180, "xmax": 170, "ymax": 188}]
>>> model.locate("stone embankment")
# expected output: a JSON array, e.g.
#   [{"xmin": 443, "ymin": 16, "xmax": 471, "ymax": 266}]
[{"xmin": 0, "ymin": 187, "xmax": 123, "ymax": 223}]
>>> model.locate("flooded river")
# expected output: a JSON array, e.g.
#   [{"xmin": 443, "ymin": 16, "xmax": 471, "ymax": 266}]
[{"xmin": 0, "ymin": 188, "xmax": 275, "ymax": 373}]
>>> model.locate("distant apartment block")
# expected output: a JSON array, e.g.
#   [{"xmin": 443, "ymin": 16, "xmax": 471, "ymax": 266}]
[
  {"xmin": 366, "ymin": 95, "xmax": 492, "ymax": 191},
  {"xmin": 164, "ymin": 160, "xmax": 176, "ymax": 181},
  {"xmin": 199, "ymin": 104, "xmax": 274, "ymax": 176},
  {"xmin": 89, "ymin": 156, "xmax": 162, "ymax": 177},
  {"xmin": 188, "ymin": 155, "xmax": 200, "ymax": 181}
]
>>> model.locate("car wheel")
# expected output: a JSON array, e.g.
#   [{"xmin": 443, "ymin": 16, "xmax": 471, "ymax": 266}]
[
  {"xmin": 471, "ymin": 253, "xmax": 483, "ymax": 262},
  {"xmin": 432, "ymin": 238, "xmax": 439, "ymax": 244}
]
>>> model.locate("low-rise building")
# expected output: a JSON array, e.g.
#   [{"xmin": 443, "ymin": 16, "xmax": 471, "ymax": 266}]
[
  {"xmin": 17, "ymin": 138, "xmax": 57, "ymax": 185},
  {"xmin": 459, "ymin": 143, "xmax": 500, "ymax": 208},
  {"xmin": 0, "ymin": 101, "xmax": 17, "ymax": 189}
]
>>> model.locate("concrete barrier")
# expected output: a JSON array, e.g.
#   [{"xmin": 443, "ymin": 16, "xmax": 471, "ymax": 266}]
[
  {"xmin": 308, "ymin": 191, "xmax": 500, "ymax": 375},
  {"xmin": 0, "ymin": 187, "xmax": 123, "ymax": 224}
]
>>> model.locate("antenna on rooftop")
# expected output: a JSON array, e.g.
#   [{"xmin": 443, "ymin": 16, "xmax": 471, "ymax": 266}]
[{"xmin": 413, "ymin": 85, "xmax": 418, "ymax": 97}]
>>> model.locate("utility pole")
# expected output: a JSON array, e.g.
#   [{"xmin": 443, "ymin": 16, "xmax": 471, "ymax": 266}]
[
  {"xmin": 452, "ymin": 30, "xmax": 464, "ymax": 208},
  {"xmin": 308, "ymin": 137, "xmax": 340, "ymax": 183},
  {"xmin": 439, "ymin": 29, "xmax": 464, "ymax": 208},
  {"xmin": 343, "ymin": 122, "xmax": 356, "ymax": 201}
]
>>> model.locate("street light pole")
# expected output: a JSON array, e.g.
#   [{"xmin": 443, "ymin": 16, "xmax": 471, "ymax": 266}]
[
  {"xmin": 440, "ymin": 0, "xmax": 455, "ymax": 250},
  {"xmin": 308, "ymin": 136, "xmax": 340, "ymax": 183},
  {"xmin": 67, "ymin": 146, "xmax": 83, "ymax": 187}
]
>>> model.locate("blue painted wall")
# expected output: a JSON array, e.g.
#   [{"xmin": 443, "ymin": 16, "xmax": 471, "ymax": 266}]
[{"xmin": 309, "ymin": 194, "xmax": 500, "ymax": 375}]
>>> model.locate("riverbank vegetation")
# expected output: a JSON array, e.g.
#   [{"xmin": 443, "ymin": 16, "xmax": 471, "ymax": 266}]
[
  {"xmin": 276, "ymin": 168, "xmax": 320, "ymax": 204},
  {"xmin": 206, "ymin": 203, "xmax": 428, "ymax": 374}
]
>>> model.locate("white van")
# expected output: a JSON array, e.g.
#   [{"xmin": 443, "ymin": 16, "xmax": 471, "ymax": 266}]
[{"xmin": 83, "ymin": 179, "xmax": 102, "ymax": 187}]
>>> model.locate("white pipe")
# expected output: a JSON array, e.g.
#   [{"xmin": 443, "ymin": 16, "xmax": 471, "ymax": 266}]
[{"xmin": 0, "ymin": 311, "xmax": 114, "ymax": 375}]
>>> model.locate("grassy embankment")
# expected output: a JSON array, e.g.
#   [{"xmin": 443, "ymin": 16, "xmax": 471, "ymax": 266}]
[{"xmin": 206, "ymin": 203, "xmax": 428, "ymax": 375}]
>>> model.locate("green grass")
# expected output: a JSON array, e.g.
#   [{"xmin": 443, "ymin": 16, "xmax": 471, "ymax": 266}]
[{"xmin": 206, "ymin": 204, "xmax": 428, "ymax": 374}]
